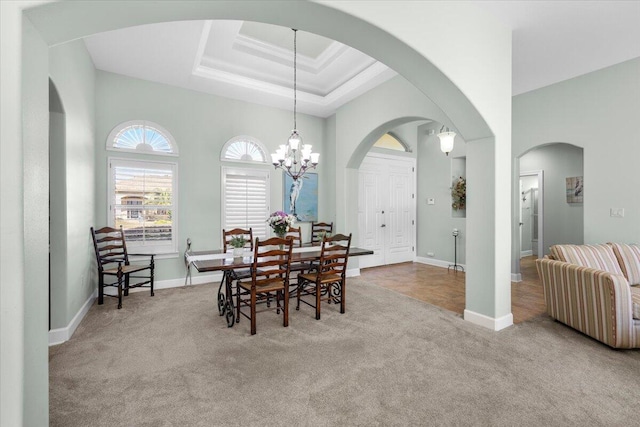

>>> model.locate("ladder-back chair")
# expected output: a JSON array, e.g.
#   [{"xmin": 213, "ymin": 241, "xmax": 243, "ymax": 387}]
[
  {"xmin": 311, "ymin": 221, "xmax": 333, "ymax": 244},
  {"xmin": 296, "ymin": 233, "xmax": 351, "ymax": 320},
  {"xmin": 236, "ymin": 237, "xmax": 294, "ymax": 335},
  {"xmin": 90, "ymin": 226, "xmax": 155, "ymax": 309},
  {"xmin": 218, "ymin": 228, "xmax": 255, "ymax": 320}
]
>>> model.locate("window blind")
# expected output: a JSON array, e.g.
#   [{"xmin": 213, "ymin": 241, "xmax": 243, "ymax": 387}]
[
  {"xmin": 223, "ymin": 168, "xmax": 269, "ymax": 240},
  {"xmin": 109, "ymin": 158, "xmax": 177, "ymax": 253}
]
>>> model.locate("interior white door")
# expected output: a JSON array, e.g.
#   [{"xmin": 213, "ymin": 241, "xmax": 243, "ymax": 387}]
[{"xmin": 358, "ymin": 154, "xmax": 415, "ymax": 268}]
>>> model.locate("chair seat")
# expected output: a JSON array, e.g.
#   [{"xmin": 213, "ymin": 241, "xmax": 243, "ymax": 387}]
[
  {"xmin": 238, "ymin": 277, "xmax": 286, "ymax": 293},
  {"xmin": 103, "ymin": 264, "xmax": 151, "ymax": 275},
  {"xmin": 299, "ymin": 272, "xmax": 342, "ymax": 285}
]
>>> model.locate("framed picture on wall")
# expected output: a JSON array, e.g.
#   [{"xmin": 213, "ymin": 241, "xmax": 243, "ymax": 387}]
[
  {"xmin": 283, "ymin": 173, "xmax": 318, "ymax": 222},
  {"xmin": 566, "ymin": 176, "xmax": 583, "ymax": 203}
]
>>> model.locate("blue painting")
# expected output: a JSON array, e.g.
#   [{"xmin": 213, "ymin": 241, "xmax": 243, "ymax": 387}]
[{"xmin": 283, "ymin": 173, "xmax": 318, "ymax": 222}]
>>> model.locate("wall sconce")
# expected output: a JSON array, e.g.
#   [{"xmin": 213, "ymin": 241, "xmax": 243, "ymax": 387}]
[{"xmin": 437, "ymin": 125, "xmax": 456, "ymax": 156}]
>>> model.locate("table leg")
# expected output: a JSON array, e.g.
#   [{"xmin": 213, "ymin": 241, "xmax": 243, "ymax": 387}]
[{"xmin": 225, "ymin": 272, "xmax": 236, "ymax": 327}]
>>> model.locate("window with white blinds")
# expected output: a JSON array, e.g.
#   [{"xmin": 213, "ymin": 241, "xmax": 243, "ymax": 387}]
[
  {"xmin": 108, "ymin": 158, "xmax": 178, "ymax": 254},
  {"xmin": 222, "ymin": 167, "xmax": 270, "ymax": 240}
]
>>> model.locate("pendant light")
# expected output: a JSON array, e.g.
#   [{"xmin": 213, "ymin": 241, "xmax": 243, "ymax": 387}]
[
  {"xmin": 270, "ymin": 29, "xmax": 319, "ymax": 181},
  {"xmin": 437, "ymin": 125, "xmax": 456, "ymax": 156}
]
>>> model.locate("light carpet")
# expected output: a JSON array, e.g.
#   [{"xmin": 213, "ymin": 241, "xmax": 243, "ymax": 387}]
[{"xmin": 50, "ymin": 278, "xmax": 639, "ymax": 426}]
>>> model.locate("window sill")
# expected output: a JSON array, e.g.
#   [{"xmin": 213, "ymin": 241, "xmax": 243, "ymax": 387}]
[{"xmin": 129, "ymin": 252, "xmax": 179, "ymax": 261}]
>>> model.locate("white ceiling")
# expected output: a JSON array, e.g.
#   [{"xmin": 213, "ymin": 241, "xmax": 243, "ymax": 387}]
[
  {"xmin": 477, "ymin": 1, "xmax": 640, "ymax": 95},
  {"xmin": 84, "ymin": 1, "xmax": 640, "ymax": 117}
]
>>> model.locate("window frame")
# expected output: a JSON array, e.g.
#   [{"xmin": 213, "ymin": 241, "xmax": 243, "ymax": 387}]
[
  {"xmin": 106, "ymin": 120, "xmax": 179, "ymax": 157},
  {"xmin": 220, "ymin": 135, "xmax": 269, "ymax": 164},
  {"xmin": 107, "ymin": 157, "xmax": 179, "ymax": 256},
  {"xmin": 221, "ymin": 166, "xmax": 271, "ymax": 241}
]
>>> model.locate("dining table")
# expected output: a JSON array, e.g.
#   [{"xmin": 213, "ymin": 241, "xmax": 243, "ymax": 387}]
[{"xmin": 185, "ymin": 243, "xmax": 374, "ymax": 327}]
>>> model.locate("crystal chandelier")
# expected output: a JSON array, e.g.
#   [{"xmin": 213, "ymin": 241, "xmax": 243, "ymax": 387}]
[{"xmin": 271, "ymin": 29, "xmax": 319, "ymax": 181}]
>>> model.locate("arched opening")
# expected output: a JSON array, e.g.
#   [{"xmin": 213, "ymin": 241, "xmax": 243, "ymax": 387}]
[
  {"xmin": 513, "ymin": 142, "xmax": 584, "ymax": 281},
  {"xmin": 355, "ymin": 119, "xmax": 428, "ymax": 269},
  {"xmin": 12, "ymin": 4, "xmax": 512, "ymax": 423},
  {"xmin": 23, "ymin": 2, "xmax": 504, "ymax": 333}
]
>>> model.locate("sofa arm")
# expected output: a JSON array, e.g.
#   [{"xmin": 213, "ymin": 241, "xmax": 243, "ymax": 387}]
[{"xmin": 536, "ymin": 258, "xmax": 636, "ymax": 348}]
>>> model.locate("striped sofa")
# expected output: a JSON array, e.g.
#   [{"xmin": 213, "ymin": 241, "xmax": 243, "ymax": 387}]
[{"xmin": 536, "ymin": 243, "xmax": 640, "ymax": 349}]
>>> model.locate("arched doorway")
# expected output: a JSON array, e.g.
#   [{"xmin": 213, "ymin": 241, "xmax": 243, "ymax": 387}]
[
  {"xmin": 512, "ymin": 142, "xmax": 584, "ymax": 280},
  {"xmin": 8, "ymin": 3, "xmax": 512, "ymax": 424}
]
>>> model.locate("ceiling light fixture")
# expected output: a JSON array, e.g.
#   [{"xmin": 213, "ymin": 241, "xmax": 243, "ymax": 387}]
[
  {"xmin": 271, "ymin": 29, "xmax": 319, "ymax": 181},
  {"xmin": 437, "ymin": 125, "xmax": 456, "ymax": 156}
]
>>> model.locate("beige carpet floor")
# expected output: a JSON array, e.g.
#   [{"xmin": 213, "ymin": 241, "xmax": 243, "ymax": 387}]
[{"xmin": 50, "ymin": 278, "xmax": 640, "ymax": 426}]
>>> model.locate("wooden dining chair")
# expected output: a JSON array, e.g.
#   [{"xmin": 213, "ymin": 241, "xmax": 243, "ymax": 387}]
[
  {"xmin": 217, "ymin": 228, "xmax": 255, "ymax": 318},
  {"xmin": 296, "ymin": 233, "xmax": 351, "ymax": 320},
  {"xmin": 311, "ymin": 221, "xmax": 333, "ymax": 244},
  {"xmin": 222, "ymin": 228, "xmax": 254, "ymax": 252},
  {"xmin": 90, "ymin": 226, "xmax": 155, "ymax": 309},
  {"xmin": 236, "ymin": 237, "xmax": 294, "ymax": 335},
  {"xmin": 285, "ymin": 226, "xmax": 303, "ymax": 248}
]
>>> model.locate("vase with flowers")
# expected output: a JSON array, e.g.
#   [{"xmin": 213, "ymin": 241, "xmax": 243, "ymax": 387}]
[{"xmin": 266, "ymin": 211, "xmax": 296, "ymax": 239}]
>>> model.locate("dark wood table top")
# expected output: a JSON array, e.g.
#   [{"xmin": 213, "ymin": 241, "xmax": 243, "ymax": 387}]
[{"xmin": 191, "ymin": 245, "xmax": 373, "ymax": 273}]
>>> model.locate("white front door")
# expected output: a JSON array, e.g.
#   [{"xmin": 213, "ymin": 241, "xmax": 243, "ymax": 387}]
[{"xmin": 358, "ymin": 154, "xmax": 415, "ymax": 268}]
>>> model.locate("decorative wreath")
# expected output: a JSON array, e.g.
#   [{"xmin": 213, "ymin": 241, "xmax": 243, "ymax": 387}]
[{"xmin": 451, "ymin": 177, "xmax": 466, "ymax": 210}]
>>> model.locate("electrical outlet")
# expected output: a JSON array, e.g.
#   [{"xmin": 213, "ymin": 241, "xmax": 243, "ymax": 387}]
[
  {"xmin": 427, "ymin": 198, "xmax": 435, "ymax": 205},
  {"xmin": 427, "ymin": 252, "xmax": 435, "ymax": 257}
]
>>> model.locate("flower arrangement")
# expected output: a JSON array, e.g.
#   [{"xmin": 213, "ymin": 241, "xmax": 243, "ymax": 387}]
[
  {"xmin": 267, "ymin": 211, "xmax": 296, "ymax": 237},
  {"xmin": 451, "ymin": 176, "xmax": 466, "ymax": 210}
]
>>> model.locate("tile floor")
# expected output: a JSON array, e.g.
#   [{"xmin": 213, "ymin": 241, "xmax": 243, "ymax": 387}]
[{"xmin": 361, "ymin": 256, "xmax": 545, "ymax": 323}]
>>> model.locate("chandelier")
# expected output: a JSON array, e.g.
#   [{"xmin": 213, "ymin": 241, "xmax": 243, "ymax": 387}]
[{"xmin": 270, "ymin": 29, "xmax": 319, "ymax": 181}]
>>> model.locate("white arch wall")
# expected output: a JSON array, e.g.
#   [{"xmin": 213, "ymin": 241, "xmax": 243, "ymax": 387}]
[
  {"xmin": 2, "ymin": 2, "xmax": 512, "ymax": 425},
  {"xmin": 327, "ymin": 2, "xmax": 512, "ymax": 329}
]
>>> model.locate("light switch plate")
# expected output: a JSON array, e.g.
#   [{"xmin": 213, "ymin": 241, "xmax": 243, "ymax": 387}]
[
  {"xmin": 610, "ymin": 208, "xmax": 625, "ymax": 218},
  {"xmin": 427, "ymin": 198, "xmax": 435, "ymax": 205}
]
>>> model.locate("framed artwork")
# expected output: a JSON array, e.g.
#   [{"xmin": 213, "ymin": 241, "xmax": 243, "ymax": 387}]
[
  {"xmin": 283, "ymin": 173, "xmax": 318, "ymax": 222},
  {"xmin": 566, "ymin": 176, "xmax": 583, "ymax": 203}
]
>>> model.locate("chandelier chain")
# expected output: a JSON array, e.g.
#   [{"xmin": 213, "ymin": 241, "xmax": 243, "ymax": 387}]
[{"xmin": 293, "ymin": 29, "xmax": 297, "ymax": 131}]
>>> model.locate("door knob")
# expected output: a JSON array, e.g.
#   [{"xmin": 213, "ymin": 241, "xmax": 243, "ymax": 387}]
[{"xmin": 381, "ymin": 224, "xmax": 386, "ymax": 228}]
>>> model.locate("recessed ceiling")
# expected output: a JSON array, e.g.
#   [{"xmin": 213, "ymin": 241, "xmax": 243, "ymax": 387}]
[
  {"xmin": 84, "ymin": 20, "xmax": 396, "ymax": 118},
  {"xmin": 83, "ymin": 2, "xmax": 640, "ymax": 115}
]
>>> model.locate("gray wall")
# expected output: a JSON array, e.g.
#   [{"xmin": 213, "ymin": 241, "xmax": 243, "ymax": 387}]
[
  {"xmin": 520, "ymin": 144, "xmax": 584, "ymax": 255},
  {"xmin": 417, "ymin": 124, "xmax": 468, "ymax": 264},
  {"xmin": 22, "ymin": 15, "xmax": 50, "ymax": 427},
  {"xmin": 49, "ymin": 40, "xmax": 97, "ymax": 330},
  {"xmin": 512, "ymin": 58, "xmax": 640, "ymax": 273},
  {"xmin": 95, "ymin": 71, "xmax": 327, "ymax": 281}
]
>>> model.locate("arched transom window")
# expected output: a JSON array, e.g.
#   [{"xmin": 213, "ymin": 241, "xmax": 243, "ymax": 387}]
[
  {"xmin": 373, "ymin": 133, "xmax": 409, "ymax": 152},
  {"xmin": 221, "ymin": 135, "xmax": 268, "ymax": 163},
  {"xmin": 107, "ymin": 120, "xmax": 178, "ymax": 156}
]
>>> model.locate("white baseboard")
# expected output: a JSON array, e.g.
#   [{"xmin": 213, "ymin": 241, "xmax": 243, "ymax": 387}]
[
  {"xmin": 464, "ymin": 309, "xmax": 513, "ymax": 331},
  {"xmin": 511, "ymin": 273, "xmax": 522, "ymax": 282},
  {"xmin": 520, "ymin": 250, "xmax": 533, "ymax": 258},
  {"xmin": 346, "ymin": 268, "xmax": 360, "ymax": 277},
  {"xmin": 415, "ymin": 256, "xmax": 466, "ymax": 270},
  {"xmin": 49, "ymin": 290, "xmax": 97, "ymax": 346}
]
